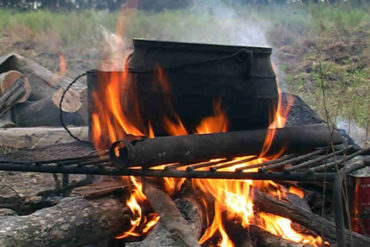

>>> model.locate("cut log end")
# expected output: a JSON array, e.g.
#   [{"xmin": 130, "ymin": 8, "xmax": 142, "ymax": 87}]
[
  {"xmin": 0, "ymin": 70, "xmax": 31, "ymax": 103},
  {"xmin": 52, "ymin": 87, "xmax": 82, "ymax": 113}
]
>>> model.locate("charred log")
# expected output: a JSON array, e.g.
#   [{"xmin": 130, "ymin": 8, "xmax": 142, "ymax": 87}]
[
  {"xmin": 112, "ymin": 124, "xmax": 343, "ymax": 169},
  {"xmin": 253, "ymin": 188, "xmax": 370, "ymax": 247},
  {"xmin": 127, "ymin": 179, "xmax": 203, "ymax": 247}
]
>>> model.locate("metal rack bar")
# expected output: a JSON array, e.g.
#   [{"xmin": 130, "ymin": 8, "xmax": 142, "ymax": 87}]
[
  {"xmin": 309, "ymin": 147, "xmax": 370, "ymax": 172},
  {"xmin": 258, "ymin": 148, "xmax": 327, "ymax": 173},
  {"xmin": 209, "ymin": 156, "xmax": 256, "ymax": 172},
  {"xmin": 285, "ymin": 145, "xmax": 353, "ymax": 172},
  {"xmin": 235, "ymin": 154, "xmax": 297, "ymax": 172}
]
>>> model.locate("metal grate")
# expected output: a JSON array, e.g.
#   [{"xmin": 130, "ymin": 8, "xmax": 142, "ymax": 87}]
[{"xmin": 0, "ymin": 144, "xmax": 368, "ymax": 182}]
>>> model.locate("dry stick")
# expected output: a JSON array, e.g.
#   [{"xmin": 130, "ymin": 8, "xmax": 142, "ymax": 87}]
[
  {"xmin": 253, "ymin": 188, "xmax": 370, "ymax": 247},
  {"xmin": 140, "ymin": 179, "xmax": 201, "ymax": 247}
]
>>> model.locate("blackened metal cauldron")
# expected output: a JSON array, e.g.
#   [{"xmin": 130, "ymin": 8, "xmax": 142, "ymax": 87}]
[{"xmin": 88, "ymin": 39, "xmax": 278, "ymax": 136}]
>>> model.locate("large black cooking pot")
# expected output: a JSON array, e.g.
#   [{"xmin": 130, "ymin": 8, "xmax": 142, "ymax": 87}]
[{"xmin": 88, "ymin": 39, "xmax": 278, "ymax": 136}]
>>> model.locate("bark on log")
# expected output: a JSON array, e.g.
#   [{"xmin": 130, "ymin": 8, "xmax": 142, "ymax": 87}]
[
  {"xmin": 0, "ymin": 53, "xmax": 85, "ymax": 100},
  {"xmin": 253, "ymin": 188, "xmax": 370, "ymax": 247},
  {"xmin": 0, "ymin": 196, "xmax": 129, "ymax": 247},
  {"xmin": 113, "ymin": 124, "xmax": 343, "ymax": 168},
  {"xmin": 0, "ymin": 77, "xmax": 30, "ymax": 117},
  {"xmin": 127, "ymin": 180, "xmax": 202, "ymax": 247},
  {"xmin": 14, "ymin": 87, "xmax": 83, "ymax": 126},
  {"xmin": 249, "ymin": 225, "xmax": 313, "ymax": 247},
  {"xmin": 0, "ymin": 126, "xmax": 88, "ymax": 148}
]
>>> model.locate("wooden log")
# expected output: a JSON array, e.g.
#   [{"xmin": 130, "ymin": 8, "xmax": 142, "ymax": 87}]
[
  {"xmin": 0, "ymin": 126, "xmax": 88, "ymax": 149},
  {"xmin": 126, "ymin": 179, "xmax": 202, "ymax": 247},
  {"xmin": 253, "ymin": 188, "xmax": 370, "ymax": 247},
  {"xmin": 13, "ymin": 87, "xmax": 83, "ymax": 127},
  {"xmin": 249, "ymin": 225, "xmax": 313, "ymax": 247},
  {"xmin": 0, "ymin": 197, "xmax": 129, "ymax": 247},
  {"xmin": 0, "ymin": 76, "xmax": 31, "ymax": 117},
  {"xmin": 223, "ymin": 218, "xmax": 255, "ymax": 247}
]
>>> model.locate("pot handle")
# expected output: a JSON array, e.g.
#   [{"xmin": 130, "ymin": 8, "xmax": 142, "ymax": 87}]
[{"xmin": 128, "ymin": 49, "xmax": 254, "ymax": 76}]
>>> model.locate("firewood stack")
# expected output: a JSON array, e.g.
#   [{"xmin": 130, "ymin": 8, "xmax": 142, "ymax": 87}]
[{"xmin": 0, "ymin": 53, "xmax": 89, "ymax": 148}]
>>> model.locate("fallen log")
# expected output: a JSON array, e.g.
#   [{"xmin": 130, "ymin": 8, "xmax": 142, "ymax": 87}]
[
  {"xmin": 0, "ymin": 76, "xmax": 31, "ymax": 117},
  {"xmin": 112, "ymin": 124, "xmax": 343, "ymax": 169},
  {"xmin": 0, "ymin": 126, "xmax": 88, "ymax": 149},
  {"xmin": 253, "ymin": 188, "xmax": 370, "ymax": 247},
  {"xmin": 127, "ymin": 179, "xmax": 202, "ymax": 247},
  {"xmin": 0, "ymin": 196, "xmax": 129, "ymax": 247},
  {"xmin": 14, "ymin": 87, "xmax": 83, "ymax": 126}
]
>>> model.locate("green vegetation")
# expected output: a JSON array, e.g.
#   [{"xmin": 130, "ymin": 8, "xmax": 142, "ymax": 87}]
[{"xmin": 0, "ymin": 3, "xmax": 368, "ymax": 129}]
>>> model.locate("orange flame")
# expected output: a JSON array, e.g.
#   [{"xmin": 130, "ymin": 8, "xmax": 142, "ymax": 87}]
[
  {"xmin": 289, "ymin": 186, "xmax": 305, "ymax": 199},
  {"xmin": 57, "ymin": 52, "xmax": 66, "ymax": 77},
  {"xmin": 259, "ymin": 212, "xmax": 325, "ymax": 246}
]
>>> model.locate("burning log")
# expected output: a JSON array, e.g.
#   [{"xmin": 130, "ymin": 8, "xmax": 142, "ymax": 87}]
[
  {"xmin": 253, "ymin": 188, "xmax": 370, "ymax": 247},
  {"xmin": 0, "ymin": 126, "xmax": 88, "ymax": 148},
  {"xmin": 127, "ymin": 179, "xmax": 203, "ymax": 247},
  {"xmin": 249, "ymin": 225, "xmax": 313, "ymax": 247},
  {"xmin": 0, "ymin": 197, "xmax": 129, "ymax": 247},
  {"xmin": 13, "ymin": 87, "xmax": 84, "ymax": 126},
  {"xmin": 112, "ymin": 124, "xmax": 343, "ymax": 168},
  {"xmin": 0, "ymin": 74, "xmax": 31, "ymax": 117}
]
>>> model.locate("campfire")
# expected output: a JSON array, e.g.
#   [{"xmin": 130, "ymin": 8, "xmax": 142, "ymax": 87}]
[
  {"xmin": 0, "ymin": 15, "xmax": 369, "ymax": 247},
  {"xmin": 81, "ymin": 37, "xmax": 334, "ymax": 247}
]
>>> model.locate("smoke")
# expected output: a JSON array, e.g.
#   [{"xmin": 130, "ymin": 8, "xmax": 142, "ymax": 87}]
[
  {"xmin": 151, "ymin": 0, "xmax": 270, "ymax": 47},
  {"xmin": 336, "ymin": 116, "xmax": 369, "ymax": 148}
]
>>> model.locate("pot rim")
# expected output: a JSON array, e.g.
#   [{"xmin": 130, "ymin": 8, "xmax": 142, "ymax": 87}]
[{"xmin": 132, "ymin": 38, "xmax": 272, "ymax": 54}]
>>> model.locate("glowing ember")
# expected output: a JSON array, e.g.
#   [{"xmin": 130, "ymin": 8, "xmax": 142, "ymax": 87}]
[{"xmin": 91, "ymin": 10, "xmax": 326, "ymax": 246}]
